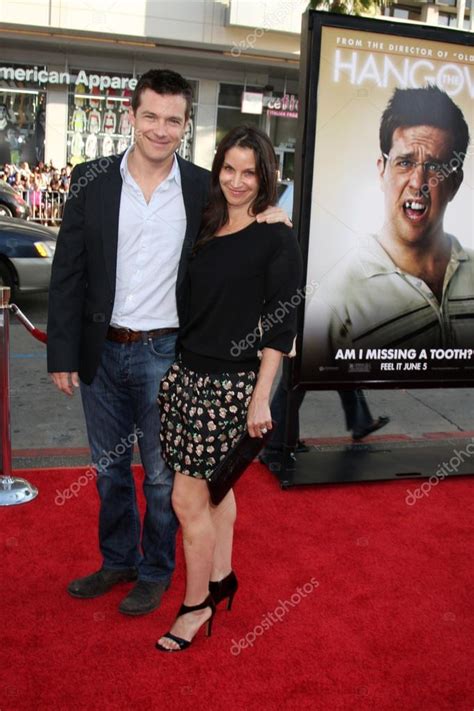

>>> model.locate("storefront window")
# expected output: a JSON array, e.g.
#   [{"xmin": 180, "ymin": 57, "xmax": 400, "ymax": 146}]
[
  {"xmin": 67, "ymin": 72, "xmax": 134, "ymax": 165},
  {"xmin": 66, "ymin": 73, "xmax": 198, "ymax": 165},
  {"xmin": 216, "ymin": 108, "xmax": 262, "ymax": 145},
  {"xmin": 0, "ymin": 65, "xmax": 47, "ymax": 166},
  {"xmin": 216, "ymin": 82, "xmax": 265, "ymax": 146},
  {"xmin": 216, "ymin": 83, "xmax": 297, "ymax": 180},
  {"xmin": 438, "ymin": 11, "xmax": 469, "ymax": 26},
  {"xmin": 393, "ymin": 8, "xmax": 410, "ymax": 19}
]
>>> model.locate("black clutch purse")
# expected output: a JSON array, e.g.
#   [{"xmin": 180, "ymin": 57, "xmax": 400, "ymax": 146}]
[{"xmin": 207, "ymin": 424, "xmax": 275, "ymax": 506}]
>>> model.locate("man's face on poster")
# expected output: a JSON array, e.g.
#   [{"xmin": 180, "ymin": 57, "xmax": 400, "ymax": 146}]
[{"xmin": 377, "ymin": 125, "xmax": 463, "ymax": 247}]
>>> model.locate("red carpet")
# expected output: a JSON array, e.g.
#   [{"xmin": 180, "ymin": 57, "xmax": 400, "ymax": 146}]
[{"xmin": 1, "ymin": 465, "xmax": 473, "ymax": 711}]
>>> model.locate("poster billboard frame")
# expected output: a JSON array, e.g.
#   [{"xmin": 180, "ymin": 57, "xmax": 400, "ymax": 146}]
[{"xmin": 291, "ymin": 11, "xmax": 474, "ymax": 391}]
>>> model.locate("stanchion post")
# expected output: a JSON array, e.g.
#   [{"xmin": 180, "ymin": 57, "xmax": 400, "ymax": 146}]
[
  {"xmin": 0, "ymin": 286, "xmax": 12, "ymax": 476},
  {"xmin": 0, "ymin": 287, "xmax": 38, "ymax": 505}
]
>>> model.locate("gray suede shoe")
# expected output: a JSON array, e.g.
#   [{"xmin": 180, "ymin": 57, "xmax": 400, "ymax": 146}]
[
  {"xmin": 67, "ymin": 568, "xmax": 138, "ymax": 599},
  {"xmin": 118, "ymin": 580, "xmax": 169, "ymax": 616}
]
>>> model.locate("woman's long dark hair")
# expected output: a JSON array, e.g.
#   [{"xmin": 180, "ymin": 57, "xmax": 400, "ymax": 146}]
[{"xmin": 195, "ymin": 125, "xmax": 278, "ymax": 251}]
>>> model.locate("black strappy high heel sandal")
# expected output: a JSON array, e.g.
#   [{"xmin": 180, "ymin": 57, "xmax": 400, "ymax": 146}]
[
  {"xmin": 209, "ymin": 571, "xmax": 238, "ymax": 611},
  {"xmin": 155, "ymin": 594, "xmax": 216, "ymax": 652}
]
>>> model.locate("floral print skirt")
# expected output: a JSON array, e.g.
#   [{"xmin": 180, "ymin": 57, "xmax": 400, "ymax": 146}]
[{"xmin": 159, "ymin": 360, "xmax": 257, "ymax": 480}]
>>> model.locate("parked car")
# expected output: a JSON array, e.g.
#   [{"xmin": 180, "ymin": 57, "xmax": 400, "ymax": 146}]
[
  {"xmin": 277, "ymin": 180, "xmax": 294, "ymax": 218},
  {"xmin": 0, "ymin": 180, "xmax": 30, "ymax": 219},
  {"xmin": 0, "ymin": 217, "xmax": 56, "ymax": 299}
]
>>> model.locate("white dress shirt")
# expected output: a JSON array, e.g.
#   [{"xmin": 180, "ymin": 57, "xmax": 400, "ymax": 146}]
[{"xmin": 110, "ymin": 148, "xmax": 186, "ymax": 330}]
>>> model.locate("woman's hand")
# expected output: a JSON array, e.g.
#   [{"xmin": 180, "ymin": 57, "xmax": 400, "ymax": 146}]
[
  {"xmin": 256, "ymin": 206, "xmax": 292, "ymax": 227},
  {"xmin": 247, "ymin": 348, "xmax": 281, "ymax": 438},
  {"xmin": 247, "ymin": 395, "xmax": 273, "ymax": 439}
]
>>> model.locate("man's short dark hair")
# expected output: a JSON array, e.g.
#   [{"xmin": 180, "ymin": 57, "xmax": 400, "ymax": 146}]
[
  {"xmin": 380, "ymin": 86, "xmax": 470, "ymax": 165},
  {"xmin": 131, "ymin": 69, "xmax": 193, "ymax": 120}
]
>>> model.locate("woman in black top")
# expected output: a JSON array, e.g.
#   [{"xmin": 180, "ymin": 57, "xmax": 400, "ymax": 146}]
[{"xmin": 156, "ymin": 126, "xmax": 302, "ymax": 651}]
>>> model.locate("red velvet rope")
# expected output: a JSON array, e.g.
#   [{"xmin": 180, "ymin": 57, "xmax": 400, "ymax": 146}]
[{"xmin": 9, "ymin": 305, "xmax": 48, "ymax": 343}]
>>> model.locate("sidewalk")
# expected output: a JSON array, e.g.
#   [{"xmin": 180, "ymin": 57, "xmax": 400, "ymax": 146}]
[{"xmin": 300, "ymin": 388, "xmax": 474, "ymax": 444}]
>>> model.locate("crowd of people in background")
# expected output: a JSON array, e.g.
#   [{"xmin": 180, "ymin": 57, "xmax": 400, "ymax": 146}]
[{"xmin": 0, "ymin": 160, "xmax": 72, "ymax": 225}]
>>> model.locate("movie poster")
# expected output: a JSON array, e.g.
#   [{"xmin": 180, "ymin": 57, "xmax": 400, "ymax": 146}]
[{"xmin": 298, "ymin": 18, "xmax": 473, "ymax": 386}]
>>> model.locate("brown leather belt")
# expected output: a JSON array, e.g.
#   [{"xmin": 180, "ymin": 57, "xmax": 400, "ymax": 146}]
[{"xmin": 106, "ymin": 326, "xmax": 178, "ymax": 344}]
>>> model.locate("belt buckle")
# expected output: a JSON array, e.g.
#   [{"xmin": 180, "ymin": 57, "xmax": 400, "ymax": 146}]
[
  {"xmin": 114, "ymin": 326, "xmax": 136, "ymax": 343},
  {"xmin": 124, "ymin": 328, "xmax": 136, "ymax": 342},
  {"xmin": 114, "ymin": 327, "xmax": 130, "ymax": 343}
]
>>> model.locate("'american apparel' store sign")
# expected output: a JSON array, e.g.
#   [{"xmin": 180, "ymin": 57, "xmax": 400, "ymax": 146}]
[{"xmin": 0, "ymin": 66, "xmax": 137, "ymax": 90}]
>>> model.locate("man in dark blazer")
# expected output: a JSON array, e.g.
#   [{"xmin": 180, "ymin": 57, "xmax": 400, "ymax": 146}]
[
  {"xmin": 48, "ymin": 69, "xmax": 209, "ymax": 616},
  {"xmin": 48, "ymin": 69, "xmax": 287, "ymax": 616}
]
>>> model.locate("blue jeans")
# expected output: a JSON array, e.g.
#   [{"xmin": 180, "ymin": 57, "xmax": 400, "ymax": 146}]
[{"xmin": 80, "ymin": 332, "xmax": 179, "ymax": 583}]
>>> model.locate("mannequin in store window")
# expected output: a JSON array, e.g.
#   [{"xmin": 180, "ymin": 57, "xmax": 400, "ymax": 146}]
[
  {"xmin": 88, "ymin": 86, "xmax": 102, "ymax": 135},
  {"xmin": 87, "ymin": 106, "xmax": 101, "ymax": 135},
  {"xmin": 117, "ymin": 136, "xmax": 129, "ymax": 153},
  {"xmin": 102, "ymin": 89, "xmax": 117, "ymax": 135},
  {"xmin": 118, "ymin": 104, "xmax": 132, "ymax": 137},
  {"xmin": 85, "ymin": 132, "xmax": 98, "ymax": 160},
  {"xmin": 70, "ymin": 131, "xmax": 84, "ymax": 160},
  {"xmin": 71, "ymin": 103, "xmax": 87, "ymax": 134},
  {"xmin": 101, "ymin": 134, "xmax": 115, "ymax": 157}
]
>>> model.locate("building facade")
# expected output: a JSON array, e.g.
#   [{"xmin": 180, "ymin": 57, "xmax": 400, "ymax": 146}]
[{"xmin": 0, "ymin": 0, "xmax": 472, "ymax": 173}]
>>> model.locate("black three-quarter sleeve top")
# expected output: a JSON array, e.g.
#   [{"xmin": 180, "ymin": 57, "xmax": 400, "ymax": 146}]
[{"xmin": 179, "ymin": 221, "xmax": 303, "ymax": 373}]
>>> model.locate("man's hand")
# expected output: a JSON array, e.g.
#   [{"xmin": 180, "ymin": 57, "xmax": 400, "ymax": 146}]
[
  {"xmin": 50, "ymin": 372, "xmax": 80, "ymax": 396},
  {"xmin": 256, "ymin": 206, "xmax": 292, "ymax": 227}
]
